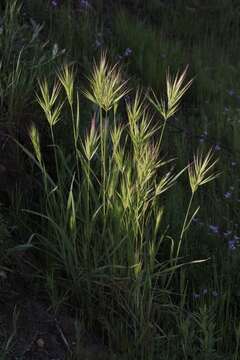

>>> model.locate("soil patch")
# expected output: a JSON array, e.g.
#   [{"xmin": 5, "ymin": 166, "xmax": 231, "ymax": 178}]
[{"xmin": 0, "ymin": 271, "xmax": 110, "ymax": 360}]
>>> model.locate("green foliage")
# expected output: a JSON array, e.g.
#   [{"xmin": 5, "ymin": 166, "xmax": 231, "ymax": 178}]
[
  {"xmin": 17, "ymin": 56, "xmax": 220, "ymax": 358},
  {"xmin": 1, "ymin": 1, "xmax": 240, "ymax": 359},
  {"xmin": 0, "ymin": 213, "xmax": 11, "ymax": 269}
]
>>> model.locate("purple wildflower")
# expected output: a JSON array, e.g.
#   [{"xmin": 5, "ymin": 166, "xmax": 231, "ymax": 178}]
[
  {"xmin": 124, "ymin": 48, "xmax": 132, "ymax": 57},
  {"xmin": 199, "ymin": 130, "xmax": 208, "ymax": 144},
  {"xmin": 193, "ymin": 293, "xmax": 200, "ymax": 299},
  {"xmin": 224, "ymin": 191, "xmax": 232, "ymax": 199},
  {"xmin": 51, "ymin": 0, "xmax": 59, "ymax": 7},
  {"xmin": 228, "ymin": 239, "xmax": 237, "ymax": 250},
  {"xmin": 79, "ymin": 0, "xmax": 91, "ymax": 9},
  {"xmin": 223, "ymin": 230, "xmax": 232, "ymax": 237},
  {"xmin": 209, "ymin": 225, "xmax": 219, "ymax": 234},
  {"xmin": 95, "ymin": 39, "xmax": 102, "ymax": 48},
  {"xmin": 212, "ymin": 291, "xmax": 218, "ymax": 297},
  {"xmin": 214, "ymin": 144, "xmax": 221, "ymax": 151}
]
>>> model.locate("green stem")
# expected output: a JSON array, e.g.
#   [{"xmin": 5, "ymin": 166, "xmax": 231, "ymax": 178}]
[
  {"xmin": 159, "ymin": 118, "xmax": 167, "ymax": 150},
  {"xmin": 177, "ymin": 192, "xmax": 195, "ymax": 258},
  {"xmin": 50, "ymin": 125, "xmax": 59, "ymax": 184},
  {"xmin": 165, "ymin": 192, "xmax": 195, "ymax": 290},
  {"xmin": 86, "ymin": 158, "xmax": 90, "ymax": 240},
  {"xmin": 100, "ymin": 107, "xmax": 106, "ymax": 216},
  {"xmin": 70, "ymin": 103, "xmax": 80, "ymax": 179}
]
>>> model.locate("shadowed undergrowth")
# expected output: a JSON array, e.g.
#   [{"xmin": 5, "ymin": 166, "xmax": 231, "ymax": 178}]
[{"xmin": 1, "ymin": 1, "xmax": 240, "ymax": 359}]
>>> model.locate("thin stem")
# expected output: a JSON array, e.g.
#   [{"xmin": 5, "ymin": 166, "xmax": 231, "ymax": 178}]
[
  {"xmin": 165, "ymin": 191, "xmax": 195, "ymax": 290},
  {"xmin": 50, "ymin": 125, "xmax": 59, "ymax": 184},
  {"xmin": 70, "ymin": 103, "xmax": 80, "ymax": 179},
  {"xmin": 177, "ymin": 192, "xmax": 195, "ymax": 258},
  {"xmin": 70, "ymin": 104, "xmax": 76, "ymax": 145},
  {"xmin": 86, "ymin": 158, "xmax": 90, "ymax": 240},
  {"xmin": 100, "ymin": 107, "xmax": 107, "ymax": 216},
  {"xmin": 159, "ymin": 118, "xmax": 167, "ymax": 150}
]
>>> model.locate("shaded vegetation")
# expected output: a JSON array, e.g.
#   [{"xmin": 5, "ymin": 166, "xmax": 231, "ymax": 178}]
[{"xmin": 1, "ymin": 0, "xmax": 240, "ymax": 359}]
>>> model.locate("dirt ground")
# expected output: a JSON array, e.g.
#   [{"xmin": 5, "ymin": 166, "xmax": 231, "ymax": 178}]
[{"xmin": 0, "ymin": 271, "xmax": 111, "ymax": 360}]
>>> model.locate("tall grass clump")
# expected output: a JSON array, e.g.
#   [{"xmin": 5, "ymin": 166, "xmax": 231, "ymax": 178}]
[{"xmin": 20, "ymin": 54, "xmax": 219, "ymax": 358}]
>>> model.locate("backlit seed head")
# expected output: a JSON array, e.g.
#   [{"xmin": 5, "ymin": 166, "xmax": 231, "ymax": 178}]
[
  {"xmin": 29, "ymin": 124, "xmax": 42, "ymax": 163},
  {"xmin": 57, "ymin": 63, "xmax": 74, "ymax": 107},
  {"xmin": 149, "ymin": 66, "xmax": 193, "ymax": 120},
  {"xmin": 83, "ymin": 52, "xmax": 129, "ymax": 111},
  {"xmin": 188, "ymin": 148, "xmax": 220, "ymax": 194},
  {"xmin": 36, "ymin": 78, "xmax": 63, "ymax": 127},
  {"xmin": 83, "ymin": 116, "xmax": 99, "ymax": 161}
]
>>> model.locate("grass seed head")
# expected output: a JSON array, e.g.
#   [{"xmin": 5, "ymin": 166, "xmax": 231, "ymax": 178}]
[
  {"xmin": 29, "ymin": 123, "xmax": 42, "ymax": 163},
  {"xmin": 83, "ymin": 116, "xmax": 99, "ymax": 161},
  {"xmin": 83, "ymin": 52, "xmax": 129, "ymax": 112},
  {"xmin": 149, "ymin": 66, "xmax": 193, "ymax": 120},
  {"xmin": 126, "ymin": 89, "xmax": 145, "ymax": 126},
  {"xmin": 57, "ymin": 63, "xmax": 74, "ymax": 107},
  {"xmin": 36, "ymin": 78, "xmax": 63, "ymax": 127},
  {"xmin": 188, "ymin": 148, "xmax": 220, "ymax": 194}
]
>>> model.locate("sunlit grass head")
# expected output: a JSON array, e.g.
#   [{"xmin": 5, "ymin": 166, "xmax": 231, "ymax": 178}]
[
  {"xmin": 36, "ymin": 78, "xmax": 63, "ymax": 128},
  {"xmin": 126, "ymin": 88, "xmax": 145, "ymax": 125},
  {"xmin": 188, "ymin": 148, "xmax": 220, "ymax": 194},
  {"xmin": 82, "ymin": 116, "xmax": 99, "ymax": 161},
  {"xmin": 29, "ymin": 123, "xmax": 42, "ymax": 164},
  {"xmin": 149, "ymin": 66, "xmax": 193, "ymax": 120},
  {"xmin": 57, "ymin": 63, "xmax": 74, "ymax": 107},
  {"xmin": 83, "ymin": 51, "xmax": 129, "ymax": 111}
]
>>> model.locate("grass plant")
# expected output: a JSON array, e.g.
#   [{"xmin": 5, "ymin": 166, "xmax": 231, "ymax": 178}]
[
  {"xmin": 1, "ymin": 0, "xmax": 240, "ymax": 359},
  {"xmin": 17, "ymin": 54, "xmax": 220, "ymax": 358}
]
